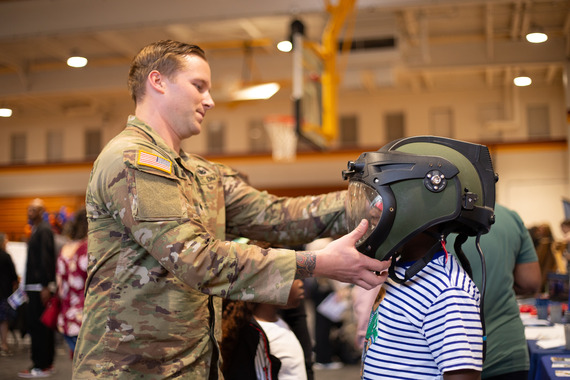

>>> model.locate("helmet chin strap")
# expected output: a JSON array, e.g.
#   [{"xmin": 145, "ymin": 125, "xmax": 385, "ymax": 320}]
[
  {"xmin": 388, "ymin": 238, "xmax": 443, "ymax": 285},
  {"xmin": 474, "ymin": 232, "xmax": 487, "ymax": 362},
  {"xmin": 448, "ymin": 229, "xmax": 486, "ymax": 362},
  {"xmin": 452, "ymin": 232, "xmax": 473, "ymax": 279}
]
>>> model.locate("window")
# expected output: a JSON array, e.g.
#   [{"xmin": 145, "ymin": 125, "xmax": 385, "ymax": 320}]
[
  {"xmin": 527, "ymin": 104, "xmax": 550, "ymax": 138},
  {"xmin": 207, "ymin": 121, "xmax": 225, "ymax": 154},
  {"xmin": 339, "ymin": 115, "xmax": 359, "ymax": 147},
  {"xmin": 385, "ymin": 112, "xmax": 405, "ymax": 142},
  {"xmin": 47, "ymin": 130, "xmax": 64, "ymax": 162},
  {"xmin": 429, "ymin": 108, "xmax": 454, "ymax": 137},
  {"xmin": 478, "ymin": 102, "xmax": 505, "ymax": 139},
  {"xmin": 85, "ymin": 129, "xmax": 102, "ymax": 160},
  {"xmin": 10, "ymin": 133, "xmax": 26, "ymax": 164},
  {"xmin": 478, "ymin": 103, "xmax": 504, "ymax": 124},
  {"xmin": 248, "ymin": 119, "xmax": 270, "ymax": 153}
]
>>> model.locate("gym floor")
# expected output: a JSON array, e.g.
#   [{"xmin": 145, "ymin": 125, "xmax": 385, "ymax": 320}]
[{"xmin": 0, "ymin": 334, "xmax": 361, "ymax": 379}]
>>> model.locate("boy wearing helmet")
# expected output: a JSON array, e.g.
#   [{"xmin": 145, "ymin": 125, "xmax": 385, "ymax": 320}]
[{"xmin": 342, "ymin": 136, "xmax": 497, "ymax": 380}]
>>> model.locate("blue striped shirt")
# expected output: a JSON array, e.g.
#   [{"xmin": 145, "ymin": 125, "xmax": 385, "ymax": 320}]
[{"xmin": 361, "ymin": 251, "xmax": 483, "ymax": 380}]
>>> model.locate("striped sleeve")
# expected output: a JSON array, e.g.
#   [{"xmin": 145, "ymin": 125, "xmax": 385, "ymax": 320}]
[{"xmin": 423, "ymin": 286, "xmax": 483, "ymax": 373}]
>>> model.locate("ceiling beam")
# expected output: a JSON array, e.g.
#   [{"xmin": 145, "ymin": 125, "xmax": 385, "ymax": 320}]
[
  {"xmin": 0, "ymin": 0, "xmax": 506, "ymax": 41},
  {"xmin": 35, "ymin": 36, "xmax": 72, "ymax": 62},
  {"xmin": 510, "ymin": 0, "xmax": 523, "ymax": 40},
  {"xmin": 94, "ymin": 31, "xmax": 140, "ymax": 59},
  {"xmin": 485, "ymin": 67, "xmax": 494, "ymax": 87},
  {"xmin": 485, "ymin": 3, "xmax": 494, "ymax": 60},
  {"xmin": 0, "ymin": 0, "xmax": 423, "ymax": 41},
  {"xmin": 520, "ymin": 1, "xmax": 531, "ymax": 40},
  {"xmin": 545, "ymin": 65, "xmax": 558, "ymax": 84},
  {"xmin": 0, "ymin": 35, "xmax": 564, "ymax": 99},
  {"xmin": 421, "ymin": 71, "xmax": 434, "ymax": 89},
  {"xmin": 564, "ymin": 10, "xmax": 570, "ymax": 57},
  {"xmin": 419, "ymin": 11, "xmax": 430, "ymax": 64},
  {"xmin": 359, "ymin": 70, "xmax": 377, "ymax": 92},
  {"xmin": 401, "ymin": 9, "xmax": 420, "ymax": 47}
]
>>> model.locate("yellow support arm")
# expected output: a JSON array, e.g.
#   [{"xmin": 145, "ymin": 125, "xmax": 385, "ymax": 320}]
[{"xmin": 319, "ymin": 0, "xmax": 356, "ymax": 143}]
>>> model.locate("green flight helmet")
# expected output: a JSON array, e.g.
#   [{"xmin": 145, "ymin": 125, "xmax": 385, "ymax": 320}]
[{"xmin": 342, "ymin": 135, "xmax": 497, "ymax": 261}]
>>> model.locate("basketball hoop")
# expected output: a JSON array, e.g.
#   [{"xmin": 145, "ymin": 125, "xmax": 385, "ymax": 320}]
[{"xmin": 264, "ymin": 115, "xmax": 298, "ymax": 162}]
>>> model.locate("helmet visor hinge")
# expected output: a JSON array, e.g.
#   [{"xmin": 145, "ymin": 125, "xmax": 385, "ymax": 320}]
[
  {"xmin": 424, "ymin": 169, "xmax": 447, "ymax": 192},
  {"xmin": 342, "ymin": 160, "xmax": 365, "ymax": 180}
]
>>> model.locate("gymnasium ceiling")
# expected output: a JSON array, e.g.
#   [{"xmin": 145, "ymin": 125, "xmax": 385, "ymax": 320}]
[{"xmin": 0, "ymin": 0, "xmax": 568, "ymax": 120}]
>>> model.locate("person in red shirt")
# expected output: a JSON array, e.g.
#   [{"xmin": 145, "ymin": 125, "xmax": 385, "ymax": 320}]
[{"xmin": 56, "ymin": 208, "xmax": 88, "ymax": 358}]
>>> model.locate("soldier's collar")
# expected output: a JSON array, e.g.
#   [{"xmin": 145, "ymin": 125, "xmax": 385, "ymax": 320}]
[{"xmin": 126, "ymin": 116, "xmax": 181, "ymax": 157}]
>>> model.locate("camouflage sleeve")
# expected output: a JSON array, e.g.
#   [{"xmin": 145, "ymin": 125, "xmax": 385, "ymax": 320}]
[
  {"xmin": 219, "ymin": 163, "xmax": 349, "ymax": 245},
  {"xmin": 89, "ymin": 148, "xmax": 295, "ymax": 304}
]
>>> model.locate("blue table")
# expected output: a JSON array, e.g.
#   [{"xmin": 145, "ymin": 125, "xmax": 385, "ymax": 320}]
[
  {"xmin": 540, "ymin": 354, "xmax": 570, "ymax": 379},
  {"xmin": 528, "ymin": 340, "xmax": 570, "ymax": 380}
]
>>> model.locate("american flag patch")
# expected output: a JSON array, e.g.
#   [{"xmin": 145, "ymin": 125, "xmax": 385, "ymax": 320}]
[{"xmin": 137, "ymin": 151, "xmax": 172, "ymax": 173}]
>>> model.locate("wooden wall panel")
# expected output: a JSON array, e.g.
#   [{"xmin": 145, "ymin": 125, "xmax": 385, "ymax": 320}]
[
  {"xmin": 0, "ymin": 195, "xmax": 85, "ymax": 242},
  {"xmin": 0, "ymin": 188, "xmax": 345, "ymax": 242}
]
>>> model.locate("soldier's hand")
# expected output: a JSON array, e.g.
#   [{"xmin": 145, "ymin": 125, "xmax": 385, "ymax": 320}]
[{"xmin": 313, "ymin": 219, "xmax": 390, "ymax": 290}]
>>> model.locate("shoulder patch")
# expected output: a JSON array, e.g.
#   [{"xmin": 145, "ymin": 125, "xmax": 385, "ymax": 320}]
[{"xmin": 137, "ymin": 150, "xmax": 172, "ymax": 174}]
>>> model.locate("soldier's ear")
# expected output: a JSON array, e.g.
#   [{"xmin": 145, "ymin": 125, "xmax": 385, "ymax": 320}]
[{"xmin": 148, "ymin": 71, "xmax": 166, "ymax": 94}]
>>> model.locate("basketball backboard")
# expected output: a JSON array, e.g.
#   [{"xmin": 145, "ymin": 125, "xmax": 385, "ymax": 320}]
[{"xmin": 291, "ymin": 35, "xmax": 332, "ymax": 151}]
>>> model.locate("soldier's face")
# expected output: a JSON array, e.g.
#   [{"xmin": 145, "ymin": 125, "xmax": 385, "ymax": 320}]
[{"xmin": 162, "ymin": 55, "xmax": 215, "ymax": 140}]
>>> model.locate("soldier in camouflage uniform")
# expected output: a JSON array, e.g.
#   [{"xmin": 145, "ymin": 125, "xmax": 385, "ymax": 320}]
[{"xmin": 72, "ymin": 40, "xmax": 390, "ymax": 379}]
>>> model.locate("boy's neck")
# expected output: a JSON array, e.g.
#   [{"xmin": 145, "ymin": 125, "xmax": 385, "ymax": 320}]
[
  {"xmin": 399, "ymin": 231, "xmax": 440, "ymax": 261},
  {"xmin": 399, "ymin": 249, "xmax": 426, "ymax": 261},
  {"xmin": 253, "ymin": 304, "xmax": 279, "ymax": 323}
]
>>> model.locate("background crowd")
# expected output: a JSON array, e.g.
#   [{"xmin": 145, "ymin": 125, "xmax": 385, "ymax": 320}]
[{"xmin": 0, "ymin": 197, "xmax": 568, "ymax": 379}]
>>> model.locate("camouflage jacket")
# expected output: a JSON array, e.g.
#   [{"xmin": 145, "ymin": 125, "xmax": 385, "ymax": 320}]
[{"xmin": 73, "ymin": 116, "xmax": 347, "ymax": 379}]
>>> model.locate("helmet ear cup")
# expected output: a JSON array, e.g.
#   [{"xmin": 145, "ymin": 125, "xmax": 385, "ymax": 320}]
[
  {"xmin": 370, "ymin": 176, "xmax": 461, "ymax": 261},
  {"xmin": 388, "ymin": 137, "xmax": 496, "ymax": 236}
]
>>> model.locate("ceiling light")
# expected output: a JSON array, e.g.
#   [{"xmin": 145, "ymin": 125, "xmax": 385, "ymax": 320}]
[
  {"xmin": 67, "ymin": 56, "xmax": 88, "ymax": 68},
  {"xmin": 277, "ymin": 19, "xmax": 305, "ymax": 53},
  {"xmin": 277, "ymin": 40, "xmax": 293, "ymax": 52},
  {"xmin": 231, "ymin": 44, "xmax": 280, "ymax": 101},
  {"xmin": 0, "ymin": 108, "xmax": 13, "ymax": 117},
  {"xmin": 526, "ymin": 27, "xmax": 548, "ymax": 43},
  {"xmin": 513, "ymin": 75, "xmax": 532, "ymax": 87},
  {"xmin": 526, "ymin": 32, "xmax": 547, "ymax": 43},
  {"xmin": 231, "ymin": 82, "xmax": 280, "ymax": 101}
]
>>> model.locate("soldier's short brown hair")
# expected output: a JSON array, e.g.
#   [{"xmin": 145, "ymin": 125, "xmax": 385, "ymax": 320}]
[{"xmin": 128, "ymin": 40, "xmax": 206, "ymax": 104}]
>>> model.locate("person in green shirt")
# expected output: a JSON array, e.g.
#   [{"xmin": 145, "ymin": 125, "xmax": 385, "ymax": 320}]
[{"xmin": 451, "ymin": 204, "xmax": 540, "ymax": 379}]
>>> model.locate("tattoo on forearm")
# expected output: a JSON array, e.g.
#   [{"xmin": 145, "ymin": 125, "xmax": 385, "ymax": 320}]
[{"xmin": 295, "ymin": 251, "xmax": 316, "ymax": 279}]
